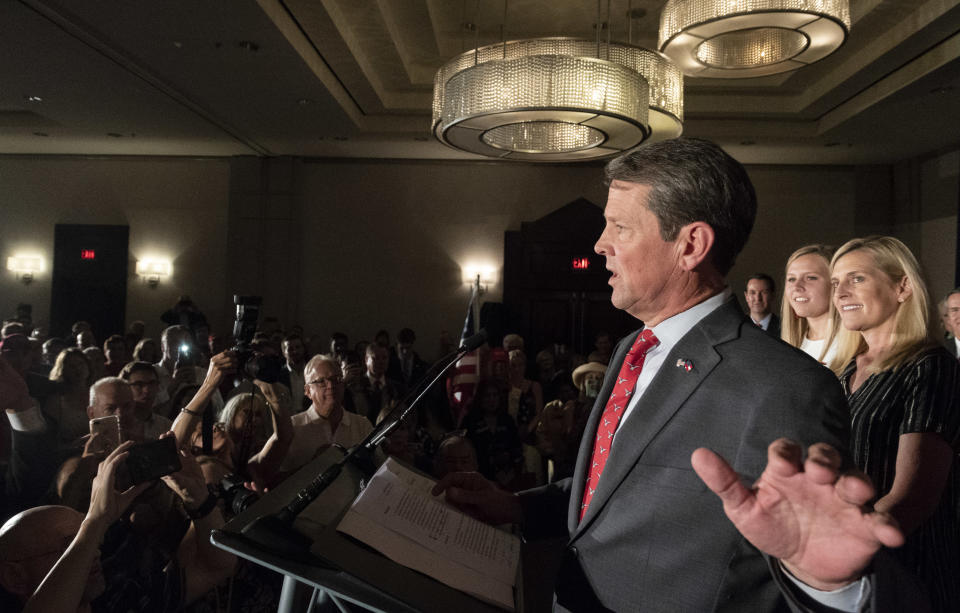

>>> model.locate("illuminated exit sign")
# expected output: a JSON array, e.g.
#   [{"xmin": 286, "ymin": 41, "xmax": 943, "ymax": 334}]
[
  {"xmin": 80, "ymin": 249, "xmax": 96, "ymax": 260},
  {"xmin": 571, "ymin": 257, "xmax": 590, "ymax": 270}
]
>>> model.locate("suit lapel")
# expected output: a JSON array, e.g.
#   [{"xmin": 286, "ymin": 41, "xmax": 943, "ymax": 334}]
[{"xmin": 571, "ymin": 300, "xmax": 745, "ymax": 538}]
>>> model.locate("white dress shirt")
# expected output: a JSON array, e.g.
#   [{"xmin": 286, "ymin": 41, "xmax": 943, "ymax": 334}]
[
  {"xmin": 614, "ymin": 288, "xmax": 730, "ymax": 440},
  {"xmin": 752, "ymin": 311, "xmax": 773, "ymax": 330},
  {"xmin": 281, "ymin": 404, "xmax": 374, "ymax": 472}
]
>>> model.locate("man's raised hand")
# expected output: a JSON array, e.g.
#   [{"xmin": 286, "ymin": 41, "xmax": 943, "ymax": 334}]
[{"xmin": 691, "ymin": 438, "xmax": 904, "ymax": 591}]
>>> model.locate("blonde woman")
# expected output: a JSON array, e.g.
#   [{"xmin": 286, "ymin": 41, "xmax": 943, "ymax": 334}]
[
  {"xmin": 830, "ymin": 235, "xmax": 959, "ymax": 611},
  {"xmin": 44, "ymin": 348, "xmax": 93, "ymax": 445},
  {"xmin": 780, "ymin": 244, "xmax": 839, "ymax": 364}
]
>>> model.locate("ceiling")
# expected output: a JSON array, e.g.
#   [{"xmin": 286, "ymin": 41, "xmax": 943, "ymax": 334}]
[{"xmin": 2, "ymin": 0, "xmax": 959, "ymax": 164}]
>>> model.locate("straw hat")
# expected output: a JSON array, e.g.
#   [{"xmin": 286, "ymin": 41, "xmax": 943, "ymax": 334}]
[{"xmin": 572, "ymin": 361, "xmax": 607, "ymax": 389}]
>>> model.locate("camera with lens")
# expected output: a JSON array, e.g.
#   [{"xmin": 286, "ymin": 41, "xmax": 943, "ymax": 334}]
[
  {"xmin": 219, "ymin": 474, "xmax": 259, "ymax": 516},
  {"xmin": 230, "ymin": 295, "xmax": 283, "ymax": 384}
]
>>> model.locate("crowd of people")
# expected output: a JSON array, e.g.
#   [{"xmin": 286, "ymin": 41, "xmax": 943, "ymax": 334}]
[
  {"xmin": 0, "ymin": 137, "xmax": 957, "ymax": 612},
  {"xmin": 0, "ymin": 293, "xmax": 623, "ymax": 611}
]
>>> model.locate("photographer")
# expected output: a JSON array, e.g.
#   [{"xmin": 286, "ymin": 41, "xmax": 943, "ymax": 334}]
[
  {"xmin": 156, "ymin": 325, "xmax": 222, "ymax": 417},
  {"xmin": 172, "ymin": 351, "xmax": 293, "ymax": 494}
]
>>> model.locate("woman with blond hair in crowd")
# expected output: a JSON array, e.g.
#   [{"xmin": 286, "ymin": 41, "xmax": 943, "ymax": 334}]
[
  {"xmin": 830, "ymin": 235, "xmax": 959, "ymax": 611},
  {"xmin": 44, "ymin": 347, "xmax": 94, "ymax": 445},
  {"xmin": 780, "ymin": 244, "xmax": 839, "ymax": 365}
]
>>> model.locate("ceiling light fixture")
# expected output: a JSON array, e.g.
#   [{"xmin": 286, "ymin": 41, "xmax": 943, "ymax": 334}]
[
  {"xmin": 659, "ymin": 0, "xmax": 850, "ymax": 78},
  {"xmin": 432, "ymin": 3, "xmax": 683, "ymax": 162}
]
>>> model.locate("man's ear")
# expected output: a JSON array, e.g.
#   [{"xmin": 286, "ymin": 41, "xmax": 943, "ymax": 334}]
[{"xmin": 676, "ymin": 221, "xmax": 715, "ymax": 272}]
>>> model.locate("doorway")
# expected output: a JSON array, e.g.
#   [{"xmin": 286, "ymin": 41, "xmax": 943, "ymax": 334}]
[{"xmin": 50, "ymin": 224, "xmax": 129, "ymax": 340}]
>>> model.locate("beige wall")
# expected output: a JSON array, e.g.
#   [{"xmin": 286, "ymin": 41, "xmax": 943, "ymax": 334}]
[
  {"xmin": 915, "ymin": 149, "xmax": 958, "ymax": 303},
  {"xmin": 294, "ymin": 160, "xmax": 868, "ymax": 356},
  {"xmin": 2, "ymin": 151, "xmax": 955, "ymax": 357},
  {"xmin": 0, "ymin": 156, "xmax": 230, "ymax": 340},
  {"xmin": 295, "ymin": 159, "xmax": 608, "ymax": 356},
  {"xmin": 729, "ymin": 164, "xmax": 859, "ymax": 297}
]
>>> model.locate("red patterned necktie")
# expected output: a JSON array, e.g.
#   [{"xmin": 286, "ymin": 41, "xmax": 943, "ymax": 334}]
[{"xmin": 580, "ymin": 328, "xmax": 659, "ymax": 521}]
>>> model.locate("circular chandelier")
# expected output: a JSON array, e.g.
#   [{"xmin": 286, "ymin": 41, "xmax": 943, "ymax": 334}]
[
  {"xmin": 432, "ymin": 38, "xmax": 684, "ymax": 161},
  {"xmin": 659, "ymin": 0, "xmax": 851, "ymax": 78}
]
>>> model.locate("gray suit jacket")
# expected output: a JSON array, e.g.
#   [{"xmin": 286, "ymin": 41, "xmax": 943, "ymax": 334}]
[{"xmin": 520, "ymin": 298, "xmax": 852, "ymax": 612}]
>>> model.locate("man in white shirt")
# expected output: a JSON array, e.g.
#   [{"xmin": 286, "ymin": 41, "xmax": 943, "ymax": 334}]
[
  {"xmin": 120, "ymin": 362, "xmax": 173, "ymax": 440},
  {"xmin": 280, "ymin": 355, "xmax": 375, "ymax": 473}
]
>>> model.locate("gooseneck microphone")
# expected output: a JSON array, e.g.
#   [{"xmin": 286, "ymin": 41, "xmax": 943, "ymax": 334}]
[{"xmin": 240, "ymin": 329, "xmax": 488, "ymax": 556}]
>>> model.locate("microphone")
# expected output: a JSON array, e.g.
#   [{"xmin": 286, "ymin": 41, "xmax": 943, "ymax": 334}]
[
  {"xmin": 240, "ymin": 329, "xmax": 488, "ymax": 555},
  {"xmin": 459, "ymin": 329, "xmax": 488, "ymax": 352}
]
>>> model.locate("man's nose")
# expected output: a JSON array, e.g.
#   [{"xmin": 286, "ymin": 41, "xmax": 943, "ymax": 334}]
[{"xmin": 594, "ymin": 228, "xmax": 610, "ymax": 255}]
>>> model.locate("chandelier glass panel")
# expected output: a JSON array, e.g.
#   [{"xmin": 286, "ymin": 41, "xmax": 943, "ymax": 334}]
[
  {"xmin": 432, "ymin": 38, "xmax": 684, "ymax": 161},
  {"xmin": 659, "ymin": 0, "xmax": 851, "ymax": 77}
]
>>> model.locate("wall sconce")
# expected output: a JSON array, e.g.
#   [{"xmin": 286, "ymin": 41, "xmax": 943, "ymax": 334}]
[
  {"xmin": 463, "ymin": 264, "xmax": 497, "ymax": 294},
  {"xmin": 135, "ymin": 258, "xmax": 172, "ymax": 288},
  {"xmin": 7, "ymin": 255, "xmax": 44, "ymax": 284}
]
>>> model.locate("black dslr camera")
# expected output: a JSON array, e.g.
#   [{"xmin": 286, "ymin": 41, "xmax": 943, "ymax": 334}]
[
  {"xmin": 230, "ymin": 295, "xmax": 282, "ymax": 384},
  {"xmin": 219, "ymin": 474, "xmax": 259, "ymax": 516}
]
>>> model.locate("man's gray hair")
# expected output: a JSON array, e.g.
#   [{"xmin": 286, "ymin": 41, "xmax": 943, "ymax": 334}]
[
  {"xmin": 89, "ymin": 376, "xmax": 129, "ymax": 406},
  {"xmin": 304, "ymin": 354, "xmax": 339, "ymax": 376}
]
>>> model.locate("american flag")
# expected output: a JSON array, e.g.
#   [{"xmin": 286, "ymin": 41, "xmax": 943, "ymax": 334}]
[{"xmin": 448, "ymin": 277, "xmax": 481, "ymax": 426}]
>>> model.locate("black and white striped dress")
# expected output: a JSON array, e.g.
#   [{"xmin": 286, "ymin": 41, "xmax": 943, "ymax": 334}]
[{"xmin": 841, "ymin": 346, "xmax": 960, "ymax": 612}]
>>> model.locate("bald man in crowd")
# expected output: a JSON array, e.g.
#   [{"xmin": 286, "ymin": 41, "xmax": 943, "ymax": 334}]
[{"xmin": 0, "ymin": 439, "xmax": 234, "ymax": 612}]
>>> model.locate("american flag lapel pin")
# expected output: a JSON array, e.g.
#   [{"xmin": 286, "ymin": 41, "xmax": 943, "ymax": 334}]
[{"xmin": 675, "ymin": 358, "xmax": 694, "ymax": 372}]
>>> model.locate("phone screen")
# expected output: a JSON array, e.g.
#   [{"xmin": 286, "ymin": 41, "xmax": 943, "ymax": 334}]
[{"xmin": 177, "ymin": 344, "xmax": 196, "ymax": 368}]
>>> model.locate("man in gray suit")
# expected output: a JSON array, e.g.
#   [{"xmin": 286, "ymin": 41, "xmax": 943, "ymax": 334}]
[{"xmin": 435, "ymin": 138, "xmax": 909, "ymax": 612}]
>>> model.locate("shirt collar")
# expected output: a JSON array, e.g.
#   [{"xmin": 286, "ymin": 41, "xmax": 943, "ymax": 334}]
[
  {"xmin": 307, "ymin": 403, "xmax": 350, "ymax": 424},
  {"xmin": 647, "ymin": 288, "xmax": 732, "ymax": 352},
  {"xmin": 752, "ymin": 312, "xmax": 772, "ymax": 329}
]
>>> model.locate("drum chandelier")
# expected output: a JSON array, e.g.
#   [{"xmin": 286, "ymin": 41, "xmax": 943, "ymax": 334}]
[
  {"xmin": 432, "ymin": 38, "xmax": 684, "ymax": 161},
  {"xmin": 658, "ymin": 0, "xmax": 851, "ymax": 78}
]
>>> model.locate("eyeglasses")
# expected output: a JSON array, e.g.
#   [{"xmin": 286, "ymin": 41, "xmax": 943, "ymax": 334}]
[{"xmin": 307, "ymin": 375, "xmax": 343, "ymax": 388}]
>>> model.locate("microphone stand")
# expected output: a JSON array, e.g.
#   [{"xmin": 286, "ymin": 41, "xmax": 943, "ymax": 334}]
[{"xmin": 240, "ymin": 330, "xmax": 488, "ymax": 556}]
